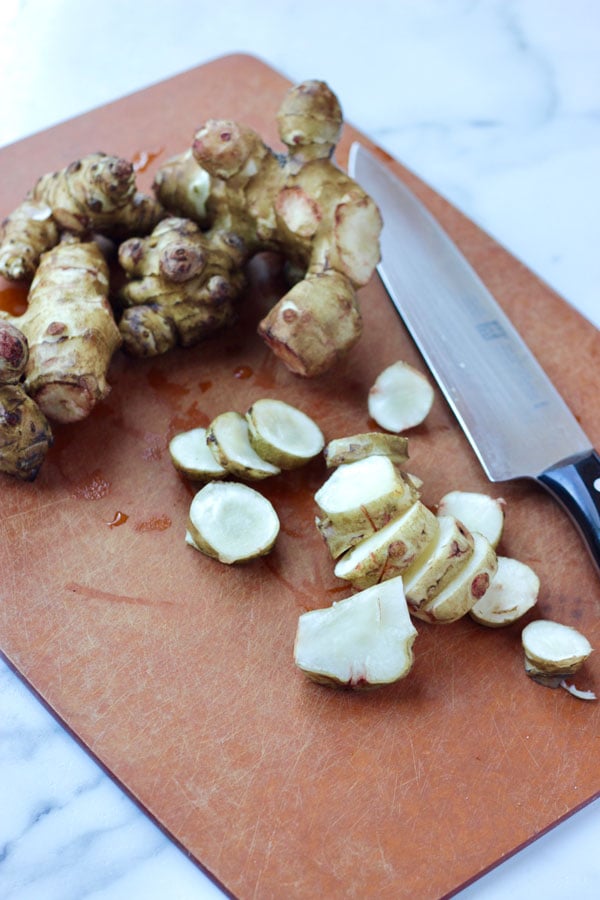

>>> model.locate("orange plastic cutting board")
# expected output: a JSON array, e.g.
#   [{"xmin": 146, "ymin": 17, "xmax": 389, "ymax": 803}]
[{"xmin": 1, "ymin": 55, "xmax": 599, "ymax": 900}]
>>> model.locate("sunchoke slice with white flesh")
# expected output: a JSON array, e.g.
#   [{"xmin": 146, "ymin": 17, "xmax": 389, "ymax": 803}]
[
  {"xmin": 368, "ymin": 361, "xmax": 434, "ymax": 433},
  {"xmin": 207, "ymin": 411, "xmax": 280, "ymax": 480},
  {"xmin": 187, "ymin": 481, "xmax": 280, "ymax": 564},
  {"xmin": 522, "ymin": 620, "xmax": 593, "ymax": 677},
  {"xmin": 169, "ymin": 427, "xmax": 226, "ymax": 481},
  {"xmin": 415, "ymin": 532, "xmax": 498, "ymax": 624},
  {"xmin": 437, "ymin": 490, "xmax": 505, "ymax": 548},
  {"xmin": 314, "ymin": 455, "xmax": 420, "ymax": 557},
  {"xmin": 294, "ymin": 576, "xmax": 417, "ymax": 689},
  {"xmin": 334, "ymin": 501, "xmax": 439, "ymax": 590},
  {"xmin": 402, "ymin": 515, "xmax": 474, "ymax": 610},
  {"xmin": 469, "ymin": 557, "xmax": 539, "ymax": 627},
  {"xmin": 246, "ymin": 398, "xmax": 324, "ymax": 469},
  {"xmin": 324, "ymin": 432, "xmax": 409, "ymax": 468}
]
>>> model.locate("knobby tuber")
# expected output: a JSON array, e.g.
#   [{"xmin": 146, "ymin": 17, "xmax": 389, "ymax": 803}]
[
  {"xmin": 0, "ymin": 152, "xmax": 163, "ymax": 282},
  {"xmin": 0, "ymin": 320, "xmax": 52, "ymax": 480},
  {"xmin": 10, "ymin": 238, "xmax": 122, "ymax": 424},
  {"xmin": 150, "ymin": 79, "xmax": 382, "ymax": 375},
  {"xmin": 117, "ymin": 217, "xmax": 245, "ymax": 355}
]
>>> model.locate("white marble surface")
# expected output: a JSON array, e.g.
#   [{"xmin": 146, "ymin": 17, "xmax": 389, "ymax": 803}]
[{"xmin": 1, "ymin": 1, "xmax": 599, "ymax": 897}]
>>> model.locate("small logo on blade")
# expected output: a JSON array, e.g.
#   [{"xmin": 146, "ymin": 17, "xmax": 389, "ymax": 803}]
[{"xmin": 477, "ymin": 320, "xmax": 507, "ymax": 340}]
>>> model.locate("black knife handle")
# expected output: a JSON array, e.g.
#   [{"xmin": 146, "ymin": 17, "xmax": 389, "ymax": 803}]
[{"xmin": 537, "ymin": 450, "xmax": 600, "ymax": 574}]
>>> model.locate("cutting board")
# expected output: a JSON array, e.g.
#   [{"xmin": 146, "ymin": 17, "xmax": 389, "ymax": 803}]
[{"xmin": 1, "ymin": 55, "xmax": 598, "ymax": 900}]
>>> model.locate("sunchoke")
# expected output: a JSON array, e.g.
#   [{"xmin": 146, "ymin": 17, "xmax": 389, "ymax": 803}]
[
  {"xmin": 117, "ymin": 217, "xmax": 245, "ymax": 355},
  {"xmin": 30, "ymin": 152, "xmax": 163, "ymax": 238},
  {"xmin": 0, "ymin": 199, "xmax": 59, "ymax": 281},
  {"xmin": 0, "ymin": 152, "xmax": 163, "ymax": 283},
  {"xmin": 150, "ymin": 79, "xmax": 382, "ymax": 375},
  {"xmin": 12, "ymin": 238, "xmax": 121, "ymax": 423},
  {"xmin": 0, "ymin": 321, "xmax": 52, "ymax": 480}
]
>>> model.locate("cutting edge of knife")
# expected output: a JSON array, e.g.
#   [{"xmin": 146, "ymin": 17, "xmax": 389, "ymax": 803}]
[{"xmin": 347, "ymin": 140, "xmax": 593, "ymax": 482}]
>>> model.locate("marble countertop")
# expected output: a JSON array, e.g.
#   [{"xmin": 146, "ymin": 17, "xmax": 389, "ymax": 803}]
[{"xmin": 1, "ymin": 1, "xmax": 598, "ymax": 897}]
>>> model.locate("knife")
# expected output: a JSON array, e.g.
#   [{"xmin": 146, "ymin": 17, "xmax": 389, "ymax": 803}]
[{"xmin": 348, "ymin": 142, "xmax": 600, "ymax": 573}]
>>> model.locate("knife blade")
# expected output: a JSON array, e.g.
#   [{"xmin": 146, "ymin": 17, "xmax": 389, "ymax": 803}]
[{"xmin": 348, "ymin": 141, "xmax": 600, "ymax": 573}]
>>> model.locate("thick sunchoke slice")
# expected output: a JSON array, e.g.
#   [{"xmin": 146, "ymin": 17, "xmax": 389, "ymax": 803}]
[
  {"xmin": 294, "ymin": 575, "xmax": 417, "ymax": 689},
  {"xmin": 206, "ymin": 411, "xmax": 280, "ymax": 480},
  {"xmin": 187, "ymin": 481, "xmax": 280, "ymax": 564},
  {"xmin": 246, "ymin": 398, "xmax": 324, "ymax": 469},
  {"xmin": 169, "ymin": 427, "xmax": 226, "ymax": 481},
  {"xmin": 333, "ymin": 501, "xmax": 438, "ymax": 590},
  {"xmin": 314, "ymin": 455, "xmax": 420, "ymax": 557},
  {"xmin": 522, "ymin": 620, "xmax": 593, "ymax": 677},
  {"xmin": 469, "ymin": 556, "xmax": 539, "ymax": 627},
  {"xmin": 368, "ymin": 360, "xmax": 434, "ymax": 433},
  {"xmin": 324, "ymin": 432, "xmax": 409, "ymax": 468},
  {"xmin": 415, "ymin": 532, "xmax": 498, "ymax": 624},
  {"xmin": 402, "ymin": 515, "xmax": 474, "ymax": 610},
  {"xmin": 437, "ymin": 490, "xmax": 505, "ymax": 548}
]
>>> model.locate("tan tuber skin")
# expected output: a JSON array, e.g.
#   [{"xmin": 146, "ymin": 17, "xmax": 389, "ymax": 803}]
[
  {"xmin": 0, "ymin": 152, "xmax": 163, "ymax": 283},
  {"xmin": 10, "ymin": 237, "xmax": 122, "ymax": 424},
  {"xmin": 0, "ymin": 200, "xmax": 59, "ymax": 282},
  {"xmin": 117, "ymin": 217, "xmax": 246, "ymax": 355},
  {"xmin": 0, "ymin": 321, "xmax": 52, "ymax": 480},
  {"xmin": 151, "ymin": 80, "xmax": 382, "ymax": 376}
]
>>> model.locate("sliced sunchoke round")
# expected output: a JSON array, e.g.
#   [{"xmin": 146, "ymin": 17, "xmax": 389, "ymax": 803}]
[
  {"xmin": 522, "ymin": 620, "xmax": 593, "ymax": 677},
  {"xmin": 206, "ymin": 411, "xmax": 280, "ymax": 480},
  {"xmin": 314, "ymin": 455, "xmax": 420, "ymax": 557},
  {"xmin": 437, "ymin": 490, "xmax": 505, "ymax": 548},
  {"xmin": 368, "ymin": 360, "xmax": 434, "ymax": 433},
  {"xmin": 246, "ymin": 398, "xmax": 324, "ymax": 469},
  {"xmin": 324, "ymin": 432, "xmax": 409, "ymax": 468},
  {"xmin": 187, "ymin": 481, "xmax": 280, "ymax": 564},
  {"xmin": 402, "ymin": 515, "xmax": 475, "ymax": 610},
  {"xmin": 293, "ymin": 575, "xmax": 417, "ymax": 689},
  {"xmin": 333, "ymin": 500, "xmax": 438, "ymax": 590},
  {"xmin": 469, "ymin": 556, "xmax": 539, "ymax": 627},
  {"xmin": 415, "ymin": 531, "xmax": 498, "ymax": 624},
  {"xmin": 169, "ymin": 426, "xmax": 226, "ymax": 481}
]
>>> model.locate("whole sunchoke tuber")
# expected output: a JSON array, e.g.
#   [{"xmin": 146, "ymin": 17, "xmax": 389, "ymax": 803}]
[
  {"xmin": 117, "ymin": 217, "xmax": 246, "ymax": 356},
  {"xmin": 0, "ymin": 321, "xmax": 52, "ymax": 481},
  {"xmin": 12, "ymin": 237, "xmax": 122, "ymax": 424},
  {"xmin": 150, "ymin": 79, "xmax": 382, "ymax": 376}
]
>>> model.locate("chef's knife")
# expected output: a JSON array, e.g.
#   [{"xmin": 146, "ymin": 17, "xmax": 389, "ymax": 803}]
[{"xmin": 348, "ymin": 142, "xmax": 600, "ymax": 573}]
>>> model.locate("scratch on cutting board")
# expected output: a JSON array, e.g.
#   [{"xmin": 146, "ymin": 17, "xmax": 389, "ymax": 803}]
[{"xmin": 64, "ymin": 581, "xmax": 176, "ymax": 609}]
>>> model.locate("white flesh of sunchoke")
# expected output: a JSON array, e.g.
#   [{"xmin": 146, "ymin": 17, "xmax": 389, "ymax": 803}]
[
  {"xmin": 294, "ymin": 575, "xmax": 417, "ymax": 689},
  {"xmin": 207, "ymin": 411, "xmax": 280, "ymax": 480},
  {"xmin": 522, "ymin": 620, "xmax": 593, "ymax": 677},
  {"xmin": 437, "ymin": 490, "xmax": 505, "ymax": 548},
  {"xmin": 368, "ymin": 360, "xmax": 434, "ymax": 432},
  {"xmin": 187, "ymin": 481, "xmax": 280, "ymax": 564},
  {"xmin": 469, "ymin": 556, "xmax": 539, "ymax": 627},
  {"xmin": 169, "ymin": 426, "xmax": 226, "ymax": 481},
  {"xmin": 246, "ymin": 398, "xmax": 324, "ymax": 469}
]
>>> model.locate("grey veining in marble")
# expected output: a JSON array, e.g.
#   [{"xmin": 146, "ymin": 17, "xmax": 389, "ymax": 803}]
[{"xmin": 1, "ymin": 1, "xmax": 599, "ymax": 897}]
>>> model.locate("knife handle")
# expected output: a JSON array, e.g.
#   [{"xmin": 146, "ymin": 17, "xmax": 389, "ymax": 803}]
[{"xmin": 538, "ymin": 450, "xmax": 600, "ymax": 574}]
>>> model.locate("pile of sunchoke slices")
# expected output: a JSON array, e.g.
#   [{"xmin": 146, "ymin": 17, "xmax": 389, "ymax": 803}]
[{"xmin": 0, "ymin": 80, "xmax": 594, "ymax": 698}]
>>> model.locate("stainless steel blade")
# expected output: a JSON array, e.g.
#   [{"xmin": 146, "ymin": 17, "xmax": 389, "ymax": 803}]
[{"xmin": 348, "ymin": 142, "xmax": 592, "ymax": 482}]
